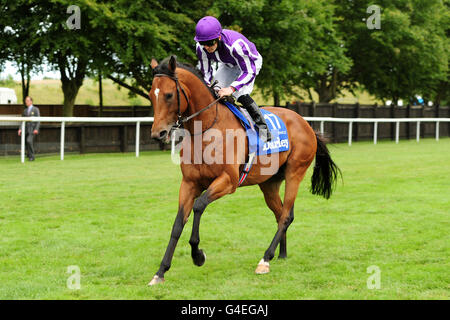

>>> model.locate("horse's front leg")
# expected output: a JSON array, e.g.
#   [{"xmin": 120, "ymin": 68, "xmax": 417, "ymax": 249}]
[
  {"xmin": 149, "ymin": 180, "xmax": 200, "ymax": 286},
  {"xmin": 189, "ymin": 172, "xmax": 236, "ymax": 267},
  {"xmin": 189, "ymin": 191, "xmax": 211, "ymax": 267}
]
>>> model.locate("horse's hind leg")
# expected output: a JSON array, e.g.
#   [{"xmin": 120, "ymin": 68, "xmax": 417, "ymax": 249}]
[
  {"xmin": 278, "ymin": 204, "xmax": 293, "ymax": 259},
  {"xmin": 258, "ymin": 180, "xmax": 288, "ymax": 259},
  {"xmin": 256, "ymin": 165, "xmax": 308, "ymax": 274}
]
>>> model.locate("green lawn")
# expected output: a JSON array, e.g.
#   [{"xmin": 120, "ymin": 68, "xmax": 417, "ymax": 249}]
[{"xmin": 0, "ymin": 138, "xmax": 449, "ymax": 299}]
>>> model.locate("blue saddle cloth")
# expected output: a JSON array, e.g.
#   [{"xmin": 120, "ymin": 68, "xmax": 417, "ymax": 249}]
[{"xmin": 223, "ymin": 101, "xmax": 289, "ymax": 156}]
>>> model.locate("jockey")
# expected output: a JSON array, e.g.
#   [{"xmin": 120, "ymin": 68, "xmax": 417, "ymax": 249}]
[{"xmin": 194, "ymin": 16, "xmax": 271, "ymax": 143}]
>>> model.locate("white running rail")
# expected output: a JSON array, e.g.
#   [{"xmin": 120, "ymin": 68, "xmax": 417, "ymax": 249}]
[
  {"xmin": 0, "ymin": 116, "xmax": 449, "ymax": 163},
  {"xmin": 303, "ymin": 117, "xmax": 450, "ymax": 146},
  {"xmin": 0, "ymin": 116, "xmax": 154, "ymax": 163}
]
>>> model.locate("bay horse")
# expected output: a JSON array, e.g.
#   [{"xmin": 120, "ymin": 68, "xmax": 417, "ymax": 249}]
[{"xmin": 148, "ymin": 56, "xmax": 340, "ymax": 286}]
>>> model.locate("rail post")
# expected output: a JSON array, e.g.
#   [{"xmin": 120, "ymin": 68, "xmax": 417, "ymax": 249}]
[
  {"xmin": 348, "ymin": 121, "xmax": 353, "ymax": 146},
  {"xmin": 416, "ymin": 121, "xmax": 420, "ymax": 142},
  {"xmin": 60, "ymin": 121, "xmax": 65, "ymax": 160},
  {"xmin": 135, "ymin": 121, "xmax": 140, "ymax": 157},
  {"xmin": 373, "ymin": 121, "xmax": 378, "ymax": 144},
  {"xmin": 20, "ymin": 121, "xmax": 25, "ymax": 163},
  {"xmin": 395, "ymin": 121, "xmax": 400, "ymax": 144},
  {"xmin": 435, "ymin": 121, "xmax": 439, "ymax": 141}
]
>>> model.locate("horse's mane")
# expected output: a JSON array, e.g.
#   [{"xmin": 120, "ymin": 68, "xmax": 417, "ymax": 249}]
[{"xmin": 153, "ymin": 57, "xmax": 216, "ymax": 97}]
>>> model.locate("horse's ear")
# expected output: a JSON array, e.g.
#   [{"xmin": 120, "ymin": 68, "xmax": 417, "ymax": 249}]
[
  {"xmin": 150, "ymin": 58, "xmax": 158, "ymax": 70},
  {"xmin": 168, "ymin": 55, "xmax": 177, "ymax": 72}
]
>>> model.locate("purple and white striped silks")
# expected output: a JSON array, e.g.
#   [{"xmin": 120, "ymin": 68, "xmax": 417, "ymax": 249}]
[{"xmin": 196, "ymin": 29, "xmax": 262, "ymax": 91}]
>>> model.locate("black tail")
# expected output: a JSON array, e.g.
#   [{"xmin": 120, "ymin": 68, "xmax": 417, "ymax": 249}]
[{"xmin": 310, "ymin": 132, "xmax": 342, "ymax": 199}]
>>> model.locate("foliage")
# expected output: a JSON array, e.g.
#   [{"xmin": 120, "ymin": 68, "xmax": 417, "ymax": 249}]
[
  {"xmin": 0, "ymin": 0, "xmax": 448, "ymax": 106},
  {"xmin": 103, "ymin": 0, "xmax": 215, "ymax": 100},
  {"xmin": 0, "ymin": 1, "xmax": 44, "ymax": 102},
  {"xmin": 335, "ymin": 0, "xmax": 449, "ymax": 105},
  {"xmin": 37, "ymin": 0, "xmax": 115, "ymax": 115},
  {"xmin": 213, "ymin": 0, "xmax": 351, "ymax": 104}
]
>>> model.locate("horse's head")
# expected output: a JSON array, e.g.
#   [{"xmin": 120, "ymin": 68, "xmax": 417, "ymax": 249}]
[{"xmin": 149, "ymin": 56, "xmax": 187, "ymax": 143}]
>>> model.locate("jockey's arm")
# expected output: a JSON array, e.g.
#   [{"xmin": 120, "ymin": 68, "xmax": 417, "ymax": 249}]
[
  {"xmin": 218, "ymin": 86, "xmax": 236, "ymax": 98},
  {"xmin": 229, "ymin": 43, "xmax": 257, "ymax": 91}
]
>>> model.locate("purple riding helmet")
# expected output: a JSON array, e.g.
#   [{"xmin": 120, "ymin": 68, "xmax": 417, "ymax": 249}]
[{"xmin": 194, "ymin": 16, "xmax": 222, "ymax": 42}]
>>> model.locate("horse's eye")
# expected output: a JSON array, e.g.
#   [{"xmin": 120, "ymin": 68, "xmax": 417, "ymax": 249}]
[{"xmin": 165, "ymin": 93, "xmax": 173, "ymax": 100}]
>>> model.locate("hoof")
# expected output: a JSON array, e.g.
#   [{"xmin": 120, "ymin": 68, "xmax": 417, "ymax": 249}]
[
  {"xmin": 192, "ymin": 249, "xmax": 206, "ymax": 267},
  {"xmin": 148, "ymin": 275, "xmax": 165, "ymax": 286},
  {"xmin": 255, "ymin": 259, "xmax": 270, "ymax": 274}
]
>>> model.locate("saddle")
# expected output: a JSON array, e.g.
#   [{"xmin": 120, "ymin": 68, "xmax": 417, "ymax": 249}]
[
  {"xmin": 223, "ymin": 101, "xmax": 289, "ymax": 155},
  {"xmin": 222, "ymin": 101, "xmax": 290, "ymax": 185}
]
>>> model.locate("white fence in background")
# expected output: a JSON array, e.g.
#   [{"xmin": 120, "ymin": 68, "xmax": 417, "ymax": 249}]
[
  {"xmin": 0, "ymin": 117, "xmax": 154, "ymax": 163},
  {"xmin": 0, "ymin": 116, "xmax": 449, "ymax": 163},
  {"xmin": 303, "ymin": 117, "xmax": 450, "ymax": 146}
]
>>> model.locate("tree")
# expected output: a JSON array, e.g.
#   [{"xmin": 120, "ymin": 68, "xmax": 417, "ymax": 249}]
[
  {"xmin": 214, "ymin": 0, "xmax": 351, "ymax": 104},
  {"xmin": 2, "ymin": 0, "xmax": 214, "ymax": 112},
  {"xmin": 335, "ymin": 0, "xmax": 449, "ymax": 105},
  {"xmin": 427, "ymin": 0, "xmax": 449, "ymax": 106},
  {"xmin": 1, "ymin": 0, "xmax": 114, "ymax": 115},
  {"xmin": 38, "ymin": 0, "xmax": 116, "ymax": 116},
  {"xmin": 292, "ymin": 1, "xmax": 352, "ymax": 103},
  {"xmin": 104, "ymin": 0, "xmax": 214, "ymax": 101},
  {"xmin": 0, "ymin": 1, "xmax": 43, "ymax": 103}
]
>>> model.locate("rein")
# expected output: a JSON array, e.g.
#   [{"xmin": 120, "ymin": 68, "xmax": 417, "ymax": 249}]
[{"xmin": 153, "ymin": 73, "xmax": 221, "ymax": 134}]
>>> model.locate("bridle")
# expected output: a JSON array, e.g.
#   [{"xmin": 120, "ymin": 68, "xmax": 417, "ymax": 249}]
[{"xmin": 153, "ymin": 73, "xmax": 221, "ymax": 134}]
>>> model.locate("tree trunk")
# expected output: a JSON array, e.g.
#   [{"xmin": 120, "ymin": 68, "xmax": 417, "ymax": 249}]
[
  {"xmin": 99, "ymin": 72, "xmax": 103, "ymax": 116},
  {"xmin": 61, "ymin": 80, "xmax": 82, "ymax": 117},
  {"xmin": 307, "ymin": 88, "xmax": 315, "ymax": 102},
  {"xmin": 57, "ymin": 54, "xmax": 87, "ymax": 117},
  {"xmin": 273, "ymin": 89, "xmax": 280, "ymax": 106},
  {"xmin": 25, "ymin": 71, "xmax": 30, "ymax": 101},
  {"xmin": 19, "ymin": 61, "xmax": 31, "ymax": 104},
  {"xmin": 316, "ymin": 84, "xmax": 333, "ymax": 103},
  {"xmin": 315, "ymin": 70, "xmax": 338, "ymax": 103},
  {"xmin": 392, "ymin": 97, "xmax": 398, "ymax": 106},
  {"xmin": 20, "ymin": 69, "xmax": 26, "ymax": 104},
  {"xmin": 434, "ymin": 80, "xmax": 448, "ymax": 106}
]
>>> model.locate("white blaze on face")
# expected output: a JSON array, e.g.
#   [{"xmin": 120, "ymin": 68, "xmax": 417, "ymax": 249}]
[{"xmin": 154, "ymin": 88, "xmax": 160, "ymax": 101}]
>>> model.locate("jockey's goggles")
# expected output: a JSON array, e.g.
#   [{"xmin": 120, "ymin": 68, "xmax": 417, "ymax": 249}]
[{"xmin": 199, "ymin": 39, "xmax": 218, "ymax": 47}]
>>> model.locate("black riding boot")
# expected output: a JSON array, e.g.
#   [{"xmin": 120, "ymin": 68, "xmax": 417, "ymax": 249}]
[{"xmin": 238, "ymin": 94, "xmax": 272, "ymax": 143}]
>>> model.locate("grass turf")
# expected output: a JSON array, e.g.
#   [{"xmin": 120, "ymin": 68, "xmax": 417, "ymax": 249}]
[{"xmin": 0, "ymin": 138, "xmax": 448, "ymax": 299}]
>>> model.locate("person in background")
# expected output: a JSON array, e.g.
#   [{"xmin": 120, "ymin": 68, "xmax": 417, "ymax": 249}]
[{"xmin": 18, "ymin": 96, "xmax": 40, "ymax": 161}]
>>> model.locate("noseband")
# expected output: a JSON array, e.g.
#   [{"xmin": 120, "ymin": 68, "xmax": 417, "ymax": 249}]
[{"xmin": 153, "ymin": 73, "xmax": 221, "ymax": 133}]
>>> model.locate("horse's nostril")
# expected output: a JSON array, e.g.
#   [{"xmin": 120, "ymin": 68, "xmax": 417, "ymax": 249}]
[{"xmin": 159, "ymin": 130, "xmax": 168, "ymax": 139}]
